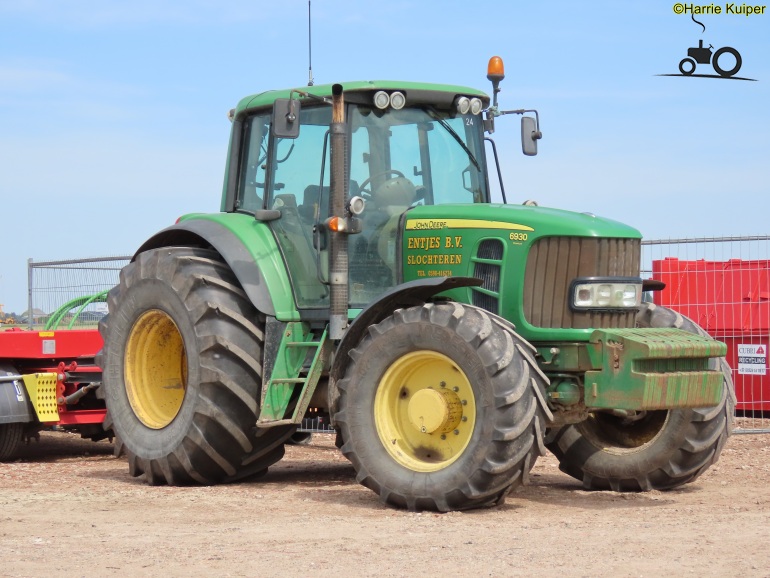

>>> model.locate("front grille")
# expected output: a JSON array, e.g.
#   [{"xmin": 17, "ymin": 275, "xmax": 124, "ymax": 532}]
[
  {"xmin": 472, "ymin": 239, "xmax": 503, "ymax": 315},
  {"xmin": 523, "ymin": 237, "xmax": 641, "ymax": 329},
  {"xmin": 476, "ymin": 239, "xmax": 504, "ymax": 260}
]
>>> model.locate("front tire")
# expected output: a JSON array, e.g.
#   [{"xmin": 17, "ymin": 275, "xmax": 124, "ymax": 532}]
[
  {"xmin": 334, "ymin": 302, "xmax": 549, "ymax": 511},
  {"xmin": 99, "ymin": 247, "xmax": 293, "ymax": 485},
  {"xmin": 679, "ymin": 57, "xmax": 696, "ymax": 75},
  {"xmin": 546, "ymin": 302, "xmax": 734, "ymax": 491}
]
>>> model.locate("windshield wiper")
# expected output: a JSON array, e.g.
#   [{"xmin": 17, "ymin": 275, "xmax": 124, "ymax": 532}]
[{"xmin": 425, "ymin": 107, "xmax": 480, "ymax": 171}]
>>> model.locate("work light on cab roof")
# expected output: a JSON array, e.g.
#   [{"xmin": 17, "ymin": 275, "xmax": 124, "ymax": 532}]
[
  {"xmin": 372, "ymin": 90, "xmax": 405, "ymax": 110},
  {"xmin": 453, "ymin": 95, "xmax": 483, "ymax": 115}
]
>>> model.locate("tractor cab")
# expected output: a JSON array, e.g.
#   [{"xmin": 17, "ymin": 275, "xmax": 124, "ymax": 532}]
[{"xmin": 227, "ymin": 83, "xmax": 491, "ymax": 310}]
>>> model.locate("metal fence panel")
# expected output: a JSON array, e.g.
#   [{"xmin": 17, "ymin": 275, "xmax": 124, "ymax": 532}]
[
  {"xmin": 642, "ymin": 236, "xmax": 770, "ymax": 433},
  {"xmin": 27, "ymin": 256, "xmax": 131, "ymax": 329}
]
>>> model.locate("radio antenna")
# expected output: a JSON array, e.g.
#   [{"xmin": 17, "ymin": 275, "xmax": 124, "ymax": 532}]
[{"xmin": 307, "ymin": 0, "xmax": 314, "ymax": 86}]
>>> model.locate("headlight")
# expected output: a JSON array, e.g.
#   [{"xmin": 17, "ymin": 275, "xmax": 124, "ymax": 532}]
[{"xmin": 571, "ymin": 278, "xmax": 642, "ymax": 310}]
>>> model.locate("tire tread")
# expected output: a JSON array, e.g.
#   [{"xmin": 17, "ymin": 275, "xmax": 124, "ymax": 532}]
[
  {"xmin": 335, "ymin": 302, "xmax": 548, "ymax": 511},
  {"xmin": 100, "ymin": 247, "xmax": 292, "ymax": 486}
]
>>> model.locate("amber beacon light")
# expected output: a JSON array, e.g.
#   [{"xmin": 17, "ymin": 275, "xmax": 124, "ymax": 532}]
[{"xmin": 487, "ymin": 56, "xmax": 505, "ymax": 82}]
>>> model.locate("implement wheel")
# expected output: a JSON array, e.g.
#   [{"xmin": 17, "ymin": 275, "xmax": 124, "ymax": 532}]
[
  {"xmin": 546, "ymin": 303, "xmax": 734, "ymax": 491},
  {"xmin": 0, "ymin": 363, "xmax": 26, "ymax": 461},
  {"xmin": 99, "ymin": 247, "xmax": 294, "ymax": 485},
  {"xmin": 0, "ymin": 423, "xmax": 24, "ymax": 461},
  {"xmin": 334, "ymin": 302, "xmax": 548, "ymax": 511}
]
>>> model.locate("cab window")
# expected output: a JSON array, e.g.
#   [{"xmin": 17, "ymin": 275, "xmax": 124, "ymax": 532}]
[{"xmin": 235, "ymin": 113, "xmax": 270, "ymax": 213}]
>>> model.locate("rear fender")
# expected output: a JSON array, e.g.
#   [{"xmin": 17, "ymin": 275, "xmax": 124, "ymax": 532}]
[{"xmin": 134, "ymin": 215, "xmax": 299, "ymax": 320}]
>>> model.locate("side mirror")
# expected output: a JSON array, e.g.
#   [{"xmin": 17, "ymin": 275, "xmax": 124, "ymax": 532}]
[
  {"xmin": 272, "ymin": 98, "xmax": 301, "ymax": 139},
  {"xmin": 521, "ymin": 116, "xmax": 542, "ymax": 157}
]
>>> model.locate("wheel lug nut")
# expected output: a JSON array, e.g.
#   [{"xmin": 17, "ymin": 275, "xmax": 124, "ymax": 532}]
[
  {"xmin": 453, "ymin": 386, "xmax": 459, "ymax": 392},
  {"xmin": 453, "ymin": 429, "xmax": 460, "ymax": 435},
  {"xmin": 440, "ymin": 381, "xmax": 446, "ymax": 388},
  {"xmin": 440, "ymin": 434, "xmax": 446, "ymax": 440}
]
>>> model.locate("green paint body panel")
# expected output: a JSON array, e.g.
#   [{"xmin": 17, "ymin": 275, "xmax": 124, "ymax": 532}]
[
  {"xmin": 401, "ymin": 203, "xmax": 642, "ymax": 343},
  {"xmin": 584, "ymin": 328, "xmax": 727, "ymax": 410},
  {"xmin": 176, "ymin": 212, "xmax": 301, "ymax": 321},
  {"xmin": 536, "ymin": 344, "xmax": 595, "ymax": 372}
]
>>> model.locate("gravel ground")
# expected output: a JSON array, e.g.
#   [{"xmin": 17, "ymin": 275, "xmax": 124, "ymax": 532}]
[{"xmin": 1, "ymin": 421, "xmax": 769, "ymax": 578}]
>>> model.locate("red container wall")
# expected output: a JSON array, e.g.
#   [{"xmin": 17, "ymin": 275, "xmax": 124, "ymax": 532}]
[
  {"xmin": 653, "ymin": 258, "xmax": 770, "ymax": 411},
  {"xmin": 653, "ymin": 258, "xmax": 770, "ymax": 333}
]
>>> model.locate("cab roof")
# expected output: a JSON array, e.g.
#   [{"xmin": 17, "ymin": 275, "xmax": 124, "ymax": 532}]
[{"xmin": 234, "ymin": 80, "xmax": 490, "ymax": 117}]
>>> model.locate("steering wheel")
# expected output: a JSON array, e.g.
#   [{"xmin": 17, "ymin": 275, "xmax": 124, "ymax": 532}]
[{"xmin": 358, "ymin": 170, "xmax": 406, "ymax": 197}]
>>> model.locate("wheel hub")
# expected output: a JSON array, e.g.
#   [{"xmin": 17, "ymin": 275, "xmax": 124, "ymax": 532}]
[
  {"xmin": 374, "ymin": 350, "xmax": 476, "ymax": 473},
  {"xmin": 407, "ymin": 388, "xmax": 462, "ymax": 434}
]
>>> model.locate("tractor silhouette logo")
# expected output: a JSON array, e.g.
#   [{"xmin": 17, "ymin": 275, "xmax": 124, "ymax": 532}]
[
  {"xmin": 659, "ymin": 15, "xmax": 756, "ymax": 81},
  {"xmin": 679, "ymin": 39, "xmax": 741, "ymax": 77}
]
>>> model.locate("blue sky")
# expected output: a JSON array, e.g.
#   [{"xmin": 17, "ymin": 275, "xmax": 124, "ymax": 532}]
[{"xmin": 1, "ymin": 0, "xmax": 768, "ymax": 312}]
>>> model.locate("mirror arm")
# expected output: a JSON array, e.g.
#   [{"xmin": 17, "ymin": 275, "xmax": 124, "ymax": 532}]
[
  {"xmin": 291, "ymin": 89, "xmax": 332, "ymax": 105},
  {"xmin": 499, "ymin": 108, "xmax": 542, "ymax": 139}
]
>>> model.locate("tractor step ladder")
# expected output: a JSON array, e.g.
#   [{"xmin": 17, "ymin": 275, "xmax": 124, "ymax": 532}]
[{"xmin": 257, "ymin": 325, "xmax": 329, "ymax": 428}]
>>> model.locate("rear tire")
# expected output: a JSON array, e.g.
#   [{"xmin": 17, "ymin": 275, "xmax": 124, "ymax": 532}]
[
  {"xmin": 99, "ymin": 247, "xmax": 293, "ymax": 485},
  {"xmin": 712, "ymin": 46, "xmax": 742, "ymax": 77},
  {"xmin": 546, "ymin": 302, "xmax": 734, "ymax": 491},
  {"xmin": 334, "ymin": 302, "xmax": 549, "ymax": 511}
]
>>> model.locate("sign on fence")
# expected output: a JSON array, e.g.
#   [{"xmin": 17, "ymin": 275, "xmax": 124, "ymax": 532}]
[{"xmin": 738, "ymin": 343, "xmax": 767, "ymax": 375}]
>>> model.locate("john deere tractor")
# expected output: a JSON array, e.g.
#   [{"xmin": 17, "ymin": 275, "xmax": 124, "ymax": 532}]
[{"xmin": 99, "ymin": 57, "xmax": 733, "ymax": 511}]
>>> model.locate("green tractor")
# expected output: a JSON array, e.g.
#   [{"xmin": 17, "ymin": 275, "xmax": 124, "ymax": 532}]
[{"xmin": 99, "ymin": 57, "xmax": 733, "ymax": 511}]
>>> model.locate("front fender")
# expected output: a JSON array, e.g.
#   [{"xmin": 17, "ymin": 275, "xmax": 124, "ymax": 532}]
[
  {"xmin": 328, "ymin": 276, "xmax": 482, "ymax": 416},
  {"xmin": 135, "ymin": 214, "xmax": 300, "ymax": 320}
]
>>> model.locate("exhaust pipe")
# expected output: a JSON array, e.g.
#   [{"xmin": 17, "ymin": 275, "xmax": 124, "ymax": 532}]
[{"xmin": 328, "ymin": 83, "xmax": 348, "ymax": 340}]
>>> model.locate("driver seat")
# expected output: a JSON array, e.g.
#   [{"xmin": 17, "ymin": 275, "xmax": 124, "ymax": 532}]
[
  {"xmin": 372, "ymin": 176, "xmax": 416, "ymax": 216},
  {"xmin": 371, "ymin": 176, "xmax": 416, "ymax": 273}
]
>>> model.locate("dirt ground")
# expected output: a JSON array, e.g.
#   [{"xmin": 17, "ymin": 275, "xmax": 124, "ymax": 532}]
[{"xmin": 1, "ymin": 423, "xmax": 769, "ymax": 578}]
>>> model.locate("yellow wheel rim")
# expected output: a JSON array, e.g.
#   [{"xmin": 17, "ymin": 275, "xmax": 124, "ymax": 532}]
[
  {"xmin": 124, "ymin": 310, "xmax": 187, "ymax": 429},
  {"xmin": 374, "ymin": 351, "xmax": 476, "ymax": 472}
]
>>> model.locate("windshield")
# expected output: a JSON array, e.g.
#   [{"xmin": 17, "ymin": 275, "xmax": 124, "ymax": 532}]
[
  {"xmin": 349, "ymin": 105, "xmax": 488, "ymax": 207},
  {"xmin": 344, "ymin": 104, "xmax": 488, "ymax": 304}
]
